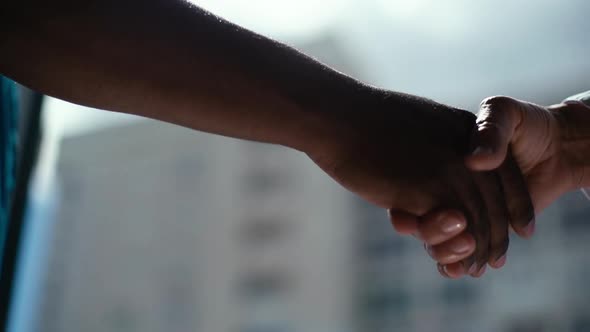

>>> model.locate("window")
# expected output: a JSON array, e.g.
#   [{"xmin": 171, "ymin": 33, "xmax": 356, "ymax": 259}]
[
  {"xmin": 356, "ymin": 200, "xmax": 407, "ymax": 258},
  {"xmin": 239, "ymin": 218, "xmax": 288, "ymax": 247},
  {"xmin": 363, "ymin": 237, "xmax": 406, "ymax": 258},
  {"xmin": 237, "ymin": 270, "xmax": 292, "ymax": 332},
  {"xmin": 559, "ymin": 192, "xmax": 590, "ymax": 231},
  {"xmin": 242, "ymin": 169, "xmax": 285, "ymax": 194},
  {"xmin": 504, "ymin": 318, "xmax": 551, "ymax": 332},
  {"xmin": 361, "ymin": 288, "xmax": 410, "ymax": 318},
  {"xmin": 237, "ymin": 270, "xmax": 290, "ymax": 300},
  {"xmin": 560, "ymin": 207, "xmax": 590, "ymax": 231},
  {"xmin": 440, "ymin": 282, "xmax": 477, "ymax": 305}
]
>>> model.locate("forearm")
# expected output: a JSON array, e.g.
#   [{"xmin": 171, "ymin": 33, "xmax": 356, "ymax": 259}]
[{"xmin": 0, "ymin": 0, "xmax": 373, "ymax": 152}]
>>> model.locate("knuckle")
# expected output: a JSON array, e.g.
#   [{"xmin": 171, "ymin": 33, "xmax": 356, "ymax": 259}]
[
  {"xmin": 475, "ymin": 119, "xmax": 504, "ymax": 133},
  {"xmin": 480, "ymin": 95, "xmax": 516, "ymax": 109},
  {"xmin": 478, "ymin": 96, "xmax": 518, "ymax": 118},
  {"xmin": 478, "ymin": 96, "xmax": 523, "ymax": 132}
]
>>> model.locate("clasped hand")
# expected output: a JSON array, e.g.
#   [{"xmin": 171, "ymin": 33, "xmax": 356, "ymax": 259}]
[
  {"xmin": 389, "ymin": 96, "xmax": 590, "ymax": 278},
  {"xmin": 306, "ymin": 92, "xmax": 535, "ymax": 277}
]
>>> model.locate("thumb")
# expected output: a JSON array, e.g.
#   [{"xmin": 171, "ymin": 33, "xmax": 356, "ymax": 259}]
[{"xmin": 465, "ymin": 96, "xmax": 522, "ymax": 171}]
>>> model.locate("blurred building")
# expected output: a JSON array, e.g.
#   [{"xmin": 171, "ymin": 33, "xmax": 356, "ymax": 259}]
[
  {"xmin": 38, "ymin": 120, "xmax": 357, "ymax": 332},
  {"xmin": 38, "ymin": 117, "xmax": 590, "ymax": 332}
]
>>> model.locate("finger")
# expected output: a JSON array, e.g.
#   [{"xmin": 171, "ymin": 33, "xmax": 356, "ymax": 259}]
[
  {"xmin": 453, "ymin": 173, "xmax": 491, "ymax": 272},
  {"xmin": 436, "ymin": 263, "xmax": 466, "ymax": 279},
  {"xmin": 470, "ymin": 265, "xmax": 487, "ymax": 278},
  {"xmin": 416, "ymin": 209, "xmax": 467, "ymax": 245},
  {"xmin": 498, "ymin": 150, "xmax": 536, "ymax": 238},
  {"xmin": 465, "ymin": 96, "xmax": 522, "ymax": 171},
  {"xmin": 388, "ymin": 209, "xmax": 419, "ymax": 235},
  {"xmin": 425, "ymin": 233, "xmax": 475, "ymax": 265},
  {"xmin": 489, "ymin": 253, "xmax": 507, "ymax": 269},
  {"xmin": 424, "ymin": 232, "xmax": 477, "ymax": 268},
  {"xmin": 472, "ymin": 171, "xmax": 510, "ymax": 267},
  {"xmin": 420, "ymin": 210, "xmax": 479, "ymax": 273},
  {"xmin": 442, "ymin": 262, "xmax": 468, "ymax": 279}
]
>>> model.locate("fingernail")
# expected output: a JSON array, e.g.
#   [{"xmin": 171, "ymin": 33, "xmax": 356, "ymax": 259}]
[
  {"xmin": 523, "ymin": 219, "xmax": 536, "ymax": 238},
  {"xmin": 471, "ymin": 146, "xmax": 493, "ymax": 156},
  {"xmin": 493, "ymin": 254, "xmax": 507, "ymax": 268},
  {"xmin": 449, "ymin": 237, "xmax": 472, "ymax": 254},
  {"xmin": 467, "ymin": 262, "xmax": 477, "ymax": 274},
  {"xmin": 442, "ymin": 265, "xmax": 455, "ymax": 278},
  {"xmin": 437, "ymin": 264, "xmax": 449, "ymax": 278},
  {"xmin": 439, "ymin": 214, "xmax": 466, "ymax": 234},
  {"xmin": 473, "ymin": 265, "xmax": 486, "ymax": 278}
]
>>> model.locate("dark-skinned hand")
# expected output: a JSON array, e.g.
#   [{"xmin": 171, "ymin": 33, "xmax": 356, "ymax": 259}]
[{"xmin": 306, "ymin": 91, "xmax": 534, "ymax": 273}]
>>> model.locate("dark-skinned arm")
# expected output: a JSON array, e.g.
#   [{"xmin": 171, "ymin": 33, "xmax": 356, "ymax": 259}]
[
  {"xmin": 1, "ymin": 0, "xmax": 371, "ymax": 155},
  {"xmin": 0, "ymin": 0, "xmax": 535, "ymax": 273}
]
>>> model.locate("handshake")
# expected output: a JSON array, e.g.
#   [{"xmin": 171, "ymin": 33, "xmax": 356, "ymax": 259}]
[
  {"xmin": 305, "ymin": 91, "xmax": 590, "ymax": 279},
  {"xmin": 2, "ymin": 0, "xmax": 587, "ymax": 280}
]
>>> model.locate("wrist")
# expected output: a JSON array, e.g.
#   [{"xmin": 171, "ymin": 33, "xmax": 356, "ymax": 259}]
[
  {"xmin": 290, "ymin": 87, "xmax": 476, "ymax": 155},
  {"xmin": 552, "ymin": 101, "xmax": 590, "ymax": 190},
  {"xmin": 281, "ymin": 82, "xmax": 378, "ymax": 156}
]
